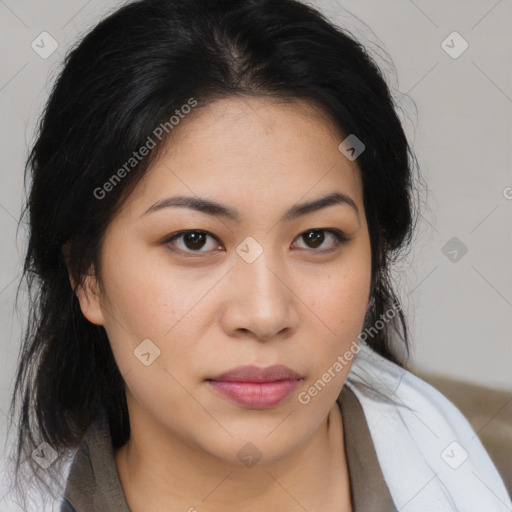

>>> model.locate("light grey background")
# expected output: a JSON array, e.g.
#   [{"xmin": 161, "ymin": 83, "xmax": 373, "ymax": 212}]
[{"xmin": 0, "ymin": 0, "xmax": 511, "ymax": 508}]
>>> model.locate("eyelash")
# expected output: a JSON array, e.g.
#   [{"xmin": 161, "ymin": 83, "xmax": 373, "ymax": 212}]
[{"xmin": 163, "ymin": 228, "xmax": 350, "ymax": 256}]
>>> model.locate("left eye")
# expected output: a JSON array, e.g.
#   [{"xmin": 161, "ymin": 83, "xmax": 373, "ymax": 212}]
[
  {"xmin": 164, "ymin": 228, "xmax": 348, "ymax": 255},
  {"xmin": 292, "ymin": 229, "xmax": 348, "ymax": 252}
]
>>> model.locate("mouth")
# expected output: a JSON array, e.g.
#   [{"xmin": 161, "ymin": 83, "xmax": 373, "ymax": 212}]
[{"xmin": 206, "ymin": 364, "xmax": 303, "ymax": 409}]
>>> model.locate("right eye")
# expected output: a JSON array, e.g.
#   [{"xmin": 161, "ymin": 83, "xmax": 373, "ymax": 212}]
[{"xmin": 163, "ymin": 230, "xmax": 224, "ymax": 255}]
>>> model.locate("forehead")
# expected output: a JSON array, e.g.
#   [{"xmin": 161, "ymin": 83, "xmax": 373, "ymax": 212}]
[
  {"xmin": 167, "ymin": 95, "xmax": 347, "ymax": 158},
  {"xmin": 122, "ymin": 95, "xmax": 364, "ymax": 220}
]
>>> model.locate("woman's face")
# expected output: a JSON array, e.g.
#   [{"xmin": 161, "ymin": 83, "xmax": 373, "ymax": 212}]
[{"xmin": 77, "ymin": 95, "xmax": 372, "ymax": 465}]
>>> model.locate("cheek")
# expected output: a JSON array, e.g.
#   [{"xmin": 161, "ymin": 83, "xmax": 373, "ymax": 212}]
[
  {"xmin": 310, "ymin": 242, "xmax": 371, "ymax": 333},
  {"xmin": 97, "ymin": 237, "xmax": 204, "ymax": 375},
  {"xmin": 321, "ymin": 269, "xmax": 371, "ymax": 332},
  {"xmin": 301, "ymin": 239, "xmax": 371, "ymax": 386},
  {"xmin": 100, "ymin": 236, "xmax": 201, "ymax": 335}
]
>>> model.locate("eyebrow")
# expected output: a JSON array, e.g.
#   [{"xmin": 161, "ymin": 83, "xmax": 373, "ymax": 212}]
[{"xmin": 142, "ymin": 191, "xmax": 359, "ymax": 222}]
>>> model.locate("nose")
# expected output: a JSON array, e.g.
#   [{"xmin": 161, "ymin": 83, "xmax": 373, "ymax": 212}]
[{"xmin": 220, "ymin": 248, "xmax": 299, "ymax": 342}]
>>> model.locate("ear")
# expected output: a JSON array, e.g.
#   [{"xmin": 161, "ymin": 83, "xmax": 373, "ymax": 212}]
[
  {"xmin": 73, "ymin": 273, "xmax": 106, "ymax": 326},
  {"xmin": 63, "ymin": 243, "xmax": 106, "ymax": 326}
]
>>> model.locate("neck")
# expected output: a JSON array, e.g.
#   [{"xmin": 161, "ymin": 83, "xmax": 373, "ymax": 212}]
[{"xmin": 115, "ymin": 398, "xmax": 351, "ymax": 512}]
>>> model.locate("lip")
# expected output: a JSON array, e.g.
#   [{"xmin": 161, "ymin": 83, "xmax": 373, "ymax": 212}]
[
  {"xmin": 210, "ymin": 364, "xmax": 302, "ymax": 383},
  {"xmin": 206, "ymin": 364, "xmax": 302, "ymax": 409}
]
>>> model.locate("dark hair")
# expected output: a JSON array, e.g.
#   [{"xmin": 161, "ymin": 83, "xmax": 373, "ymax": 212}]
[{"xmin": 7, "ymin": 0, "xmax": 421, "ymax": 506}]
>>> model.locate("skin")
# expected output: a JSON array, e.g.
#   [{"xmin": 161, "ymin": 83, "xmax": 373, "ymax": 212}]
[{"xmin": 74, "ymin": 95, "xmax": 372, "ymax": 512}]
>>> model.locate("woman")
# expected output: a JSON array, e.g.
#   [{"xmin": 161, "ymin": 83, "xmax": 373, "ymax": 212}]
[{"xmin": 6, "ymin": 0, "xmax": 510, "ymax": 511}]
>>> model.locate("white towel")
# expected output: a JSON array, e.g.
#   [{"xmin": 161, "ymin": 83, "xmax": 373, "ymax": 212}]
[{"xmin": 346, "ymin": 342, "xmax": 512, "ymax": 511}]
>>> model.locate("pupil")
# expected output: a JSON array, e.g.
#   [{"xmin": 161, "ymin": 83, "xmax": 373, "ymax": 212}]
[
  {"xmin": 185, "ymin": 232, "xmax": 206, "ymax": 250},
  {"xmin": 305, "ymin": 230, "xmax": 324, "ymax": 248}
]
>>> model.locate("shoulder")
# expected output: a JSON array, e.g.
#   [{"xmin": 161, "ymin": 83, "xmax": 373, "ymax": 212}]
[
  {"xmin": 61, "ymin": 406, "xmax": 131, "ymax": 512},
  {"xmin": 345, "ymin": 343, "xmax": 512, "ymax": 511},
  {"xmin": 60, "ymin": 497, "xmax": 77, "ymax": 512},
  {"xmin": 60, "ymin": 407, "xmax": 109, "ymax": 511}
]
